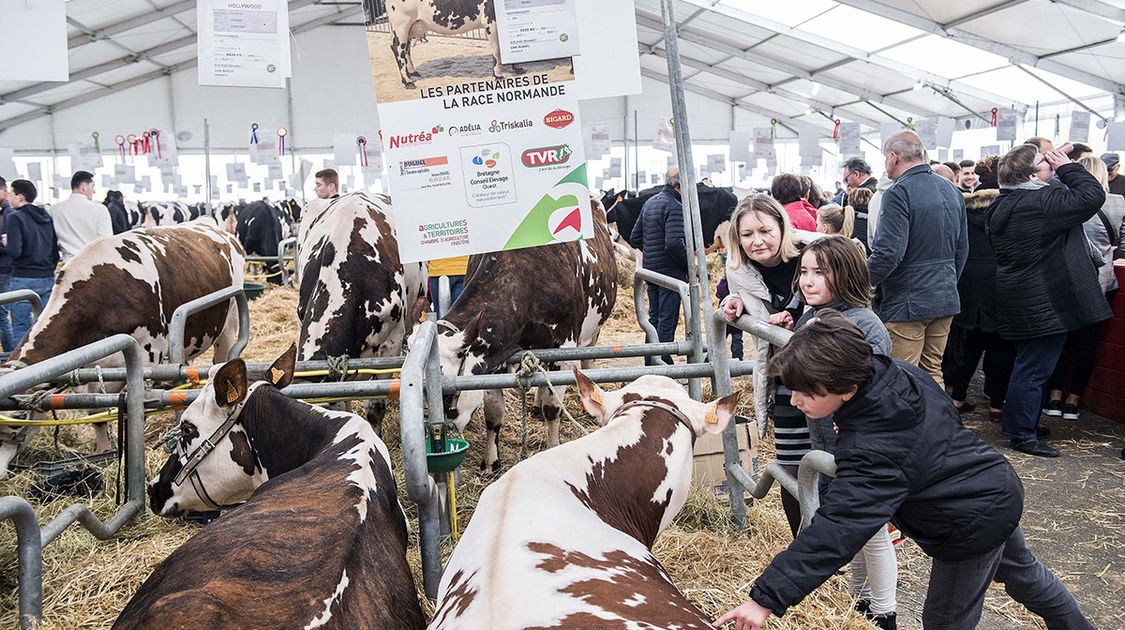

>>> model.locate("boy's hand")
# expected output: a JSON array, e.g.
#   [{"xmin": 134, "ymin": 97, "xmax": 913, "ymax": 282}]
[
  {"xmin": 766, "ymin": 311, "xmax": 794, "ymax": 329},
  {"xmin": 722, "ymin": 298, "xmax": 744, "ymax": 322},
  {"xmin": 714, "ymin": 598, "xmax": 771, "ymax": 630}
]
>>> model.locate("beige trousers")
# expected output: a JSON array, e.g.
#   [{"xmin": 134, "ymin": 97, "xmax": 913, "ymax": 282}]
[{"xmin": 884, "ymin": 315, "xmax": 954, "ymax": 390}]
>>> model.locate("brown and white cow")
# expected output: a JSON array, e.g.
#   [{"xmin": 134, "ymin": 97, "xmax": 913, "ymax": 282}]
[
  {"xmin": 0, "ymin": 220, "xmax": 243, "ymax": 478},
  {"xmin": 297, "ymin": 192, "xmax": 426, "ymax": 429},
  {"xmin": 429, "ymin": 370, "xmax": 739, "ymax": 630},
  {"xmin": 387, "ymin": 0, "xmax": 522, "ymax": 89},
  {"xmin": 122, "ymin": 346, "xmax": 424, "ymax": 630},
  {"xmin": 432, "ymin": 195, "xmax": 615, "ymax": 472}
]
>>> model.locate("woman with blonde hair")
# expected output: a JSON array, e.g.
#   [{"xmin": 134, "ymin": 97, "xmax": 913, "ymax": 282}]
[{"xmin": 719, "ymin": 194, "xmax": 806, "ymax": 537}]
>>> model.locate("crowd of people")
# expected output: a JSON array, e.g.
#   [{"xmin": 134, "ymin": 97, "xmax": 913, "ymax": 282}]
[{"xmin": 628, "ymin": 131, "xmax": 1120, "ymax": 630}]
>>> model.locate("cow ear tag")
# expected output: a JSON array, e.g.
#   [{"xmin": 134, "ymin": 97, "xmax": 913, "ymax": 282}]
[
  {"xmin": 270, "ymin": 367, "xmax": 284, "ymax": 385},
  {"xmin": 591, "ymin": 388, "xmax": 603, "ymax": 405},
  {"xmin": 225, "ymin": 382, "xmax": 241, "ymax": 404},
  {"xmin": 704, "ymin": 408, "xmax": 718, "ymax": 424}
]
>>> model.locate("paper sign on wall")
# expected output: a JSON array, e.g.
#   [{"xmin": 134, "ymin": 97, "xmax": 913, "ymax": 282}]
[
  {"xmin": 798, "ymin": 125, "xmax": 820, "ymax": 159},
  {"xmin": 996, "ymin": 109, "xmax": 1018, "ymax": 142},
  {"xmin": 197, "ymin": 0, "xmax": 291, "ymax": 88},
  {"xmin": 654, "ymin": 120, "xmax": 676, "ymax": 153},
  {"xmin": 707, "ymin": 154, "xmax": 726, "ymax": 173},
  {"xmin": 729, "ymin": 130, "xmax": 753, "ymax": 163},
  {"xmin": 0, "ymin": 149, "xmax": 16, "ymax": 180},
  {"xmin": 838, "ymin": 122, "xmax": 861, "ymax": 158},
  {"xmin": 0, "ymin": 0, "xmax": 67, "ymax": 81},
  {"xmin": 981, "ymin": 145, "xmax": 1001, "ymax": 159},
  {"xmin": 585, "ymin": 123, "xmax": 611, "ymax": 159},
  {"xmin": 27, "ymin": 162, "xmax": 42, "ymax": 182},
  {"xmin": 937, "ymin": 117, "xmax": 956, "ymax": 148},
  {"xmin": 915, "ymin": 118, "xmax": 938, "ymax": 150},
  {"xmin": 953, "ymin": 149, "xmax": 964, "ymax": 161},
  {"xmin": 753, "ymin": 128, "xmax": 774, "ymax": 160},
  {"xmin": 1106, "ymin": 121, "xmax": 1125, "ymax": 151},
  {"xmin": 1069, "ymin": 111, "xmax": 1091, "ymax": 144}
]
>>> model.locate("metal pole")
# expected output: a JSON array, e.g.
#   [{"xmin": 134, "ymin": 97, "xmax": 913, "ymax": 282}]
[
  {"xmin": 168, "ymin": 284, "xmax": 250, "ymax": 364},
  {"xmin": 0, "ymin": 290, "xmax": 44, "ymax": 320},
  {"xmin": 634, "ymin": 109, "xmax": 639, "ymax": 189},
  {"xmin": 623, "ymin": 101, "xmax": 629, "ymax": 191},
  {"xmin": 286, "ymin": 77, "xmax": 298, "ymax": 198},
  {"xmin": 48, "ymin": 112, "xmax": 59, "ymax": 204},
  {"xmin": 0, "ymin": 497, "xmax": 42, "ymax": 629},
  {"xmin": 401, "ymin": 321, "xmax": 441, "ymax": 599},
  {"xmin": 660, "ymin": 0, "xmax": 710, "ymax": 401},
  {"xmin": 438, "ymin": 276, "xmax": 451, "ymax": 317},
  {"xmin": 708, "ymin": 310, "xmax": 745, "ymax": 527},
  {"xmin": 204, "ymin": 117, "xmax": 213, "ymax": 213}
]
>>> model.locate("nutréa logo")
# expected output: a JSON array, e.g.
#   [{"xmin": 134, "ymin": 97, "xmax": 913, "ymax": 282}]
[
  {"xmin": 521, "ymin": 145, "xmax": 572, "ymax": 168},
  {"xmin": 388, "ymin": 128, "xmax": 436, "ymax": 149},
  {"xmin": 471, "ymin": 149, "xmax": 501, "ymax": 169}
]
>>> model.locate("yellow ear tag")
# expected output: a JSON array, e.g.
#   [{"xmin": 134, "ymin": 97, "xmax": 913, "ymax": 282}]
[
  {"xmin": 270, "ymin": 367, "xmax": 284, "ymax": 384},
  {"xmin": 226, "ymin": 384, "xmax": 241, "ymax": 404},
  {"xmin": 704, "ymin": 409, "xmax": 718, "ymax": 424},
  {"xmin": 591, "ymin": 388, "xmax": 603, "ymax": 405}
]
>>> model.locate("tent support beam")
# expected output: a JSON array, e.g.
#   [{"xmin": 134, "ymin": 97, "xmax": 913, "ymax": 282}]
[{"xmin": 1016, "ymin": 65, "xmax": 1109, "ymax": 124}]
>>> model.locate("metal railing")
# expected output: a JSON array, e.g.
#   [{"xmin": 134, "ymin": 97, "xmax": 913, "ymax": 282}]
[
  {"xmin": 244, "ymin": 236, "xmax": 297, "ymax": 288},
  {"xmin": 0, "ymin": 289, "xmax": 44, "ymax": 321},
  {"xmin": 168, "ymin": 284, "xmax": 250, "ymax": 365},
  {"xmin": 0, "ymin": 334, "xmax": 148, "ymax": 628},
  {"xmin": 632, "ymin": 267, "xmax": 703, "ymax": 399}
]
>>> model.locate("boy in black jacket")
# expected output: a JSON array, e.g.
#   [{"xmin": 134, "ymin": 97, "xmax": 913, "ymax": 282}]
[
  {"xmin": 715, "ymin": 311, "xmax": 1094, "ymax": 630},
  {"xmin": 3, "ymin": 180, "xmax": 59, "ymax": 346}
]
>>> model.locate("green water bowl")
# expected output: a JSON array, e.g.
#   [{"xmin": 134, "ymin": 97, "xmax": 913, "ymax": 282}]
[
  {"xmin": 243, "ymin": 282, "xmax": 267, "ymax": 300},
  {"xmin": 426, "ymin": 437, "xmax": 470, "ymax": 474}
]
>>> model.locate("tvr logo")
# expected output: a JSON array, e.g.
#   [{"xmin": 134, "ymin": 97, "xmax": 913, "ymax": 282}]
[{"xmin": 521, "ymin": 145, "xmax": 571, "ymax": 168}]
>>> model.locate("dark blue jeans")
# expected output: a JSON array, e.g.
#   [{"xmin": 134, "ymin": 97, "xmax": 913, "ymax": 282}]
[
  {"xmin": 0, "ymin": 274, "xmax": 13, "ymax": 352},
  {"xmin": 646, "ymin": 284, "xmax": 681, "ymax": 366},
  {"xmin": 9, "ymin": 276, "xmax": 54, "ymax": 348},
  {"xmin": 923, "ymin": 527, "xmax": 1094, "ymax": 629},
  {"xmin": 1002, "ymin": 333, "xmax": 1067, "ymax": 443},
  {"xmin": 428, "ymin": 275, "xmax": 464, "ymax": 319}
]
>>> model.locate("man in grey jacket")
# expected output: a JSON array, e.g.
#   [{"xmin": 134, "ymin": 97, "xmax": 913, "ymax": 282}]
[{"xmin": 868, "ymin": 131, "xmax": 968, "ymax": 388}]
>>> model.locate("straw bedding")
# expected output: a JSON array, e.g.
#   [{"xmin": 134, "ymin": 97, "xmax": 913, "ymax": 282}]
[{"xmin": 0, "ymin": 255, "xmax": 1054, "ymax": 629}]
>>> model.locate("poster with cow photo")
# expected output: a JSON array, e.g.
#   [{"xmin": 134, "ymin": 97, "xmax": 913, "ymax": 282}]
[{"xmin": 364, "ymin": 0, "xmax": 590, "ymax": 263}]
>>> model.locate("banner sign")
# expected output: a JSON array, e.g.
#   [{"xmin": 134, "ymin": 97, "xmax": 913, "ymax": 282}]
[
  {"xmin": 366, "ymin": 6, "xmax": 590, "ymax": 263},
  {"xmin": 198, "ymin": 0, "xmax": 291, "ymax": 88}
]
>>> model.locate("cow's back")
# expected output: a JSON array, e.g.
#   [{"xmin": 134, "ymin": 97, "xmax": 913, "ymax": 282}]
[
  {"xmin": 454, "ymin": 198, "xmax": 615, "ymax": 352},
  {"xmin": 14, "ymin": 221, "xmax": 244, "ymax": 365},
  {"xmin": 297, "ymin": 192, "xmax": 423, "ymax": 360},
  {"xmin": 430, "ymin": 421, "xmax": 710, "ymax": 630}
]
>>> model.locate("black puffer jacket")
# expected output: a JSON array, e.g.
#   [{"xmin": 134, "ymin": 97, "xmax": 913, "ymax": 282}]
[
  {"xmin": 953, "ymin": 189, "xmax": 1001, "ymax": 332},
  {"xmin": 986, "ymin": 163, "xmax": 1111, "ymax": 340},
  {"xmin": 749, "ymin": 356, "xmax": 1024, "ymax": 617},
  {"xmin": 628, "ymin": 185, "xmax": 687, "ymax": 281}
]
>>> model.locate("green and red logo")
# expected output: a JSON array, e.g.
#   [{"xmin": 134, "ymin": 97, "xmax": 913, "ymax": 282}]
[
  {"xmin": 522, "ymin": 144, "xmax": 572, "ymax": 168},
  {"xmin": 544, "ymin": 109, "xmax": 574, "ymax": 128}
]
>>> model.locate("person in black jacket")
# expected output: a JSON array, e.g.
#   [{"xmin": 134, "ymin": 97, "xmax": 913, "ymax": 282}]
[
  {"xmin": 941, "ymin": 166, "xmax": 1015, "ymax": 422},
  {"xmin": 103, "ymin": 190, "xmax": 130, "ymax": 235},
  {"xmin": 629, "ymin": 166, "xmax": 687, "ymax": 365},
  {"xmin": 0, "ymin": 176, "xmax": 14, "ymax": 351},
  {"xmin": 714, "ymin": 312, "xmax": 1095, "ymax": 630},
  {"xmin": 3, "ymin": 180, "xmax": 60, "ymax": 346},
  {"xmin": 986, "ymin": 143, "xmax": 1111, "ymax": 458}
]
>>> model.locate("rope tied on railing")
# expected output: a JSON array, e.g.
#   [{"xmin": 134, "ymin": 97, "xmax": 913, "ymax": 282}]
[
  {"xmin": 326, "ymin": 354, "xmax": 350, "ymax": 382},
  {"xmin": 67, "ymin": 364, "xmax": 107, "ymax": 393},
  {"xmin": 17, "ymin": 391, "xmax": 50, "ymax": 412},
  {"xmin": 512, "ymin": 352, "xmax": 587, "ymax": 460},
  {"xmin": 158, "ymin": 421, "xmax": 182, "ymax": 454}
]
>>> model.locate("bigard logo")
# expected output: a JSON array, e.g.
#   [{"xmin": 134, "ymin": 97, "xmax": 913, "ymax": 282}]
[
  {"xmin": 521, "ymin": 145, "xmax": 572, "ymax": 168},
  {"xmin": 543, "ymin": 109, "xmax": 574, "ymax": 129}
]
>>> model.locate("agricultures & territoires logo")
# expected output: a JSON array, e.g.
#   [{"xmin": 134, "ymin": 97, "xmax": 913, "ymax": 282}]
[
  {"xmin": 387, "ymin": 126, "xmax": 441, "ymax": 149},
  {"xmin": 521, "ymin": 145, "xmax": 572, "ymax": 168},
  {"xmin": 543, "ymin": 109, "xmax": 574, "ymax": 129}
]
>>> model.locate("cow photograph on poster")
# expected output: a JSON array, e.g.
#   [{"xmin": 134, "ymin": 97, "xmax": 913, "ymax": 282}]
[{"xmin": 363, "ymin": 0, "xmax": 575, "ymax": 104}]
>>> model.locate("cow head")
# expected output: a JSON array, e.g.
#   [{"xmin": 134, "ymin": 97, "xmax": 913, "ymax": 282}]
[
  {"xmin": 573, "ymin": 370, "xmax": 738, "ymax": 437},
  {"xmin": 433, "ymin": 313, "xmax": 505, "ymax": 431},
  {"xmin": 569, "ymin": 369, "xmax": 740, "ymax": 544},
  {"xmin": 148, "ymin": 345, "xmax": 296, "ymax": 517}
]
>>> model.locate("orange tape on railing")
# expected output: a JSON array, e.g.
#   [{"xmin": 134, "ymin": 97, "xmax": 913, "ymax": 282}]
[
  {"xmin": 169, "ymin": 390, "xmax": 188, "ymax": 410},
  {"xmin": 388, "ymin": 379, "xmax": 400, "ymax": 401},
  {"xmin": 186, "ymin": 365, "xmax": 201, "ymax": 386},
  {"xmin": 49, "ymin": 394, "xmax": 66, "ymax": 410}
]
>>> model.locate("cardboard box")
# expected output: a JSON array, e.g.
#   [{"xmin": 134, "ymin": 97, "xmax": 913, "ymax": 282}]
[{"xmin": 692, "ymin": 415, "xmax": 759, "ymax": 500}]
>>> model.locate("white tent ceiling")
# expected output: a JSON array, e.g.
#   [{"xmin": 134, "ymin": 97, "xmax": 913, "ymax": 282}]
[{"xmin": 1, "ymin": 0, "xmax": 1123, "ymax": 151}]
